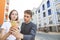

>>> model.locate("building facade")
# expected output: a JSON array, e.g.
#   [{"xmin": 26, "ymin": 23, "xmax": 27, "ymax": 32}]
[
  {"xmin": 36, "ymin": 0, "xmax": 60, "ymax": 32},
  {"xmin": 4, "ymin": 0, "xmax": 9, "ymax": 22},
  {"xmin": 32, "ymin": 8, "xmax": 37, "ymax": 25}
]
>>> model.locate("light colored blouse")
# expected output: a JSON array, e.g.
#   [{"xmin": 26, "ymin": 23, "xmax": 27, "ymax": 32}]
[{"xmin": 1, "ymin": 22, "xmax": 20, "ymax": 40}]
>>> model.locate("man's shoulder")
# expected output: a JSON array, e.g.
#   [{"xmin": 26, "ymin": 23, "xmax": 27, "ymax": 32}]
[
  {"xmin": 30, "ymin": 22, "xmax": 36, "ymax": 26},
  {"xmin": 30, "ymin": 22, "xmax": 37, "ymax": 30},
  {"xmin": 21, "ymin": 22, "xmax": 25, "ymax": 26}
]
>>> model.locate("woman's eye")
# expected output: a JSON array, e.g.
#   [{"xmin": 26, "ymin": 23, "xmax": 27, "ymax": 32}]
[
  {"xmin": 26, "ymin": 16, "xmax": 29, "ymax": 18},
  {"xmin": 12, "ymin": 14, "xmax": 14, "ymax": 15},
  {"xmin": 15, "ymin": 14, "xmax": 18, "ymax": 15}
]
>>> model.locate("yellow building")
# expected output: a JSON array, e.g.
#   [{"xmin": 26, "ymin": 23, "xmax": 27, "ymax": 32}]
[
  {"xmin": 0, "ymin": 0, "xmax": 9, "ymax": 26},
  {"xmin": 0, "ymin": 0, "xmax": 5, "ymax": 25}
]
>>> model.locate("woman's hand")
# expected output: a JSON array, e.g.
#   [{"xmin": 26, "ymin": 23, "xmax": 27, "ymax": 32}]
[
  {"xmin": 10, "ymin": 27, "xmax": 24, "ymax": 39},
  {"xmin": 0, "ymin": 29, "xmax": 11, "ymax": 40}
]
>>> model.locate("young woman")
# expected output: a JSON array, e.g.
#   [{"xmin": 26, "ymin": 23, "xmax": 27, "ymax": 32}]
[{"xmin": 1, "ymin": 10, "xmax": 20, "ymax": 40}]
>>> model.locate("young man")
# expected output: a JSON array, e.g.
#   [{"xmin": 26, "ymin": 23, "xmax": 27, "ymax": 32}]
[{"xmin": 10, "ymin": 10, "xmax": 37, "ymax": 40}]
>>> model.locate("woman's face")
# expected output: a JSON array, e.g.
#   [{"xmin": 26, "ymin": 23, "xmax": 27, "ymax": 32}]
[{"xmin": 11, "ymin": 11, "xmax": 18, "ymax": 21}]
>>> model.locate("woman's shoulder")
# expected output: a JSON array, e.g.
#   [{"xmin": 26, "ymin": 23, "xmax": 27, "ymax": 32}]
[
  {"xmin": 1, "ymin": 21, "xmax": 11, "ymax": 28},
  {"xmin": 3, "ymin": 21, "xmax": 10, "ymax": 25}
]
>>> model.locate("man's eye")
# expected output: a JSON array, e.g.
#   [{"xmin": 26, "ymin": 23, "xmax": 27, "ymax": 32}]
[{"xmin": 27, "ymin": 16, "xmax": 29, "ymax": 18}]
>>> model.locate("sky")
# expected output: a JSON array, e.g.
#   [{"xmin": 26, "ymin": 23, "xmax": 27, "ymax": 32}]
[{"xmin": 9, "ymin": 0, "xmax": 42, "ymax": 19}]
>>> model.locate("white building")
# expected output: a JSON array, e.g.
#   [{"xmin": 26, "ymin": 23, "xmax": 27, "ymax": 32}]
[
  {"xmin": 31, "ymin": 8, "xmax": 37, "ymax": 25},
  {"xmin": 20, "ymin": 19, "xmax": 24, "ymax": 25},
  {"xmin": 36, "ymin": 0, "xmax": 60, "ymax": 32}
]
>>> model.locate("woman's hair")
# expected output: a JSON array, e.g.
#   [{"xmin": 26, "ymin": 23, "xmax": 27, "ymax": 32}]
[{"xmin": 9, "ymin": 10, "xmax": 18, "ymax": 21}]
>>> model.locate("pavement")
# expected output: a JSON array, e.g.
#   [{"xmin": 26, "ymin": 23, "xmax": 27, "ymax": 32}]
[
  {"xmin": 35, "ymin": 31, "xmax": 60, "ymax": 40},
  {"xmin": 37, "ymin": 31, "xmax": 60, "ymax": 35}
]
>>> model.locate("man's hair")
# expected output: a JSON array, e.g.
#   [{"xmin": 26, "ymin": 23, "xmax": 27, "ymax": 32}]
[{"xmin": 24, "ymin": 10, "xmax": 32, "ymax": 17}]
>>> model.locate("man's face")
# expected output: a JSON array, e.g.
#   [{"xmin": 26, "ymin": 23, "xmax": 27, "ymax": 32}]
[{"xmin": 24, "ymin": 13, "xmax": 31, "ymax": 23}]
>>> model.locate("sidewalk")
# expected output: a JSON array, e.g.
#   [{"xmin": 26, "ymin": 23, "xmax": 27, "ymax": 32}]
[
  {"xmin": 37, "ymin": 31, "xmax": 60, "ymax": 35},
  {"xmin": 48, "ymin": 32, "xmax": 60, "ymax": 35}
]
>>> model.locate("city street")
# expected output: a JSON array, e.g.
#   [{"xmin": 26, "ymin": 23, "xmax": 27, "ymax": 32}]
[{"xmin": 35, "ymin": 32, "xmax": 60, "ymax": 40}]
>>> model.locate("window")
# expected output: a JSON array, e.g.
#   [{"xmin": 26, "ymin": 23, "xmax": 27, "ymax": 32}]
[
  {"xmin": 57, "ymin": 13, "xmax": 60, "ymax": 22},
  {"xmin": 44, "ymin": 23, "xmax": 46, "ymax": 25},
  {"xmin": 56, "ymin": 4, "xmax": 60, "ymax": 22},
  {"xmin": 32, "ymin": 12, "xmax": 34, "ymax": 15},
  {"xmin": 49, "ymin": 17, "xmax": 53, "ymax": 24},
  {"xmin": 49, "ymin": 21, "xmax": 53, "ymax": 24},
  {"xmin": 47, "ymin": 0, "xmax": 50, "ymax": 8},
  {"xmin": 38, "ymin": 9, "xmax": 40, "ymax": 13},
  {"xmin": 39, "ymin": 24, "xmax": 41, "ymax": 26},
  {"xmin": 48, "ymin": 9, "xmax": 51, "ymax": 15},
  {"xmin": 36, "ymin": 11, "xmax": 37, "ymax": 14},
  {"xmin": 43, "ymin": 12, "xmax": 46, "ymax": 17},
  {"xmin": 42, "ymin": 4, "xmax": 45, "ymax": 10}
]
